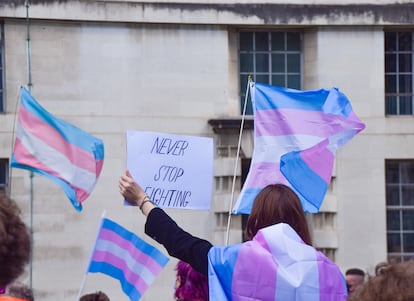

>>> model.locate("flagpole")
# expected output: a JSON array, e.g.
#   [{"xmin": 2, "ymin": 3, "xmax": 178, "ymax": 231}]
[
  {"xmin": 24, "ymin": 0, "xmax": 34, "ymax": 289},
  {"xmin": 76, "ymin": 210, "xmax": 106, "ymax": 300},
  {"xmin": 225, "ymin": 76, "xmax": 252, "ymax": 246}
]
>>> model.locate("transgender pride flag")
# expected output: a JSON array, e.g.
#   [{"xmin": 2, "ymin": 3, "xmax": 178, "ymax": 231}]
[
  {"xmin": 208, "ymin": 223, "xmax": 348, "ymax": 301},
  {"xmin": 232, "ymin": 82, "xmax": 365, "ymax": 214},
  {"xmin": 87, "ymin": 218, "xmax": 169, "ymax": 301},
  {"xmin": 11, "ymin": 87, "xmax": 104, "ymax": 211}
]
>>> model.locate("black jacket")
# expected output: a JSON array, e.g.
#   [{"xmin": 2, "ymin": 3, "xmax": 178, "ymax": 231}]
[{"xmin": 145, "ymin": 207, "xmax": 213, "ymax": 276}]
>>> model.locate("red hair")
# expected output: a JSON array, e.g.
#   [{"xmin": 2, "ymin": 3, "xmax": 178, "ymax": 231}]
[{"xmin": 245, "ymin": 184, "xmax": 312, "ymax": 245}]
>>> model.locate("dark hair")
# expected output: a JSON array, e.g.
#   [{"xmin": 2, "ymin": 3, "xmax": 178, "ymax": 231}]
[
  {"xmin": 174, "ymin": 261, "xmax": 208, "ymax": 301},
  {"xmin": 0, "ymin": 193, "xmax": 31, "ymax": 287},
  {"xmin": 348, "ymin": 261, "xmax": 414, "ymax": 301},
  {"xmin": 245, "ymin": 184, "xmax": 312, "ymax": 245},
  {"xmin": 79, "ymin": 291, "xmax": 110, "ymax": 301},
  {"xmin": 346, "ymin": 268, "xmax": 365, "ymax": 277},
  {"xmin": 6, "ymin": 282, "xmax": 34, "ymax": 301}
]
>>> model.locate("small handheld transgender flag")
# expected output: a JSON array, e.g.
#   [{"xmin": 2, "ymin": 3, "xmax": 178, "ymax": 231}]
[
  {"xmin": 84, "ymin": 217, "xmax": 169, "ymax": 301},
  {"xmin": 233, "ymin": 82, "xmax": 365, "ymax": 214}
]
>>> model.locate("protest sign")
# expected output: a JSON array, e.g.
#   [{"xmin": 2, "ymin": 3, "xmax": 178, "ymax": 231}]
[{"xmin": 127, "ymin": 130, "xmax": 213, "ymax": 210}]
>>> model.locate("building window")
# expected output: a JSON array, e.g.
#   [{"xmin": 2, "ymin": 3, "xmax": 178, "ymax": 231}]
[
  {"xmin": 386, "ymin": 160, "xmax": 414, "ymax": 262},
  {"xmin": 0, "ymin": 22, "xmax": 4, "ymax": 113},
  {"xmin": 0, "ymin": 158, "xmax": 8, "ymax": 192},
  {"xmin": 385, "ymin": 31, "xmax": 414, "ymax": 115},
  {"xmin": 239, "ymin": 31, "xmax": 302, "ymax": 114}
]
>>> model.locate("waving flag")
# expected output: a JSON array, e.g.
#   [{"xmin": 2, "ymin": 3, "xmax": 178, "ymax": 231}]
[
  {"xmin": 87, "ymin": 218, "xmax": 169, "ymax": 301},
  {"xmin": 232, "ymin": 82, "xmax": 365, "ymax": 214},
  {"xmin": 208, "ymin": 223, "xmax": 348, "ymax": 301},
  {"xmin": 11, "ymin": 87, "xmax": 104, "ymax": 211}
]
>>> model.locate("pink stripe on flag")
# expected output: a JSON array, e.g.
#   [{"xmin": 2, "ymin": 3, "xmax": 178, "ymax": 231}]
[
  {"xmin": 13, "ymin": 137, "xmax": 89, "ymax": 201},
  {"xmin": 92, "ymin": 250, "xmax": 149, "ymax": 293},
  {"xmin": 244, "ymin": 162, "xmax": 289, "ymax": 188},
  {"xmin": 232, "ymin": 232, "xmax": 278, "ymax": 301},
  {"xmin": 18, "ymin": 105, "xmax": 97, "ymax": 173},
  {"xmin": 316, "ymin": 251, "xmax": 348, "ymax": 301},
  {"xmin": 299, "ymin": 140, "xmax": 334, "ymax": 184},
  {"xmin": 255, "ymin": 108, "xmax": 357, "ymax": 137},
  {"xmin": 99, "ymin": 228, "xmax": 164, "ymax": 274}
]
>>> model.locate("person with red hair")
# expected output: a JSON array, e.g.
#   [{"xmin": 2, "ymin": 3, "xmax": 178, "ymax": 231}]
[{"xmin": 174, "ymin": 261, "xmax": 208, "ymax": 301}]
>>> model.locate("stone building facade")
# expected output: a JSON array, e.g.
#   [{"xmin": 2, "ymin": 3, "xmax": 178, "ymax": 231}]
[{"xmin": 0, "ymin": 0, "xmax": 414, "ymax": 300}]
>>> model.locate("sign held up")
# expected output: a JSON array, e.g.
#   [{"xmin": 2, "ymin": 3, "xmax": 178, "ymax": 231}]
[{"xmin": 127, "ymin": 130, "xmax": 214, "ymax": 210}]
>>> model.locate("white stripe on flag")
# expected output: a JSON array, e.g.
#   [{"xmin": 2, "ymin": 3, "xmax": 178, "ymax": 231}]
[{"xmin": 16, "ymin": 123, "xmax": 97, "ymax": 193}]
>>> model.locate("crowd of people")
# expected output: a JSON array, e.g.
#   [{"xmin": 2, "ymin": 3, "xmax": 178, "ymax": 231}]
[{"xmin": 2, "ymin": 174, "xmax": 414, "ymax": 300}]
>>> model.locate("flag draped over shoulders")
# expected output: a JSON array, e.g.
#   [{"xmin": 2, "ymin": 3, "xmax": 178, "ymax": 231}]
[
  {"xmin": 208, "ymin": 223, "xmax": 348, "ymax": 301},
  {"xmin": 11, "ymin": 87, "xmax": 104, "ymax": 211},
  {"xmin": 233, "ymin": 82, "xmax": 365, "ymax": 214},
  {"xmin": 87, "ymin": 218, "xmax": 169, "ymax": 301}
]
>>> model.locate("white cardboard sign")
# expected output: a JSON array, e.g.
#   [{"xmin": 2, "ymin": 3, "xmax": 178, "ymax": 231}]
[{"xmin": 126, "ymin": 130, "xmax": 213, "ymax": 210}]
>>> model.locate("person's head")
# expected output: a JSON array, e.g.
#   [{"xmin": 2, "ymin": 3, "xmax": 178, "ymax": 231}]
[
  {"xmin": 4, "ymin": 282, "xmax": 34, "ymax": 301},
  {"xmin": 79, "ymin": 291, "xmax": 110, "ymax": 301},
  {"xmin": 0, "ymin": 193, "xmax": 31, "ymax": 288},
  {"xmin": 245, "ymin": 184, "xmax": 312, "ymax": 245},
  {"xmin": 348, "ymin": 261, "xmax": 414, "ymax": 301},
  {"xmin": 174, "ymin": 261, "xmax": 208, "ymax": 301},
  {"xmin": 346, "ymin": 268, "xmax": 365, "ymax": 294}
]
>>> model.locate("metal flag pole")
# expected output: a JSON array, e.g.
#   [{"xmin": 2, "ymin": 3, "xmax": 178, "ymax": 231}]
[
  {"xmin": 225, "ymin": 76, "xmax": 252, "ymax": 246},
  {"xmin": 24, "ymin": 0, "xmax": 34, "ymax": 289}
]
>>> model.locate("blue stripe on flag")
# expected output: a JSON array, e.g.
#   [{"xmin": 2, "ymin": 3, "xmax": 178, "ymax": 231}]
[
  {"xmin": 208, "ymin": 243, "xmax": 243, "ymax": 301},
  {"xmin": 89, "ymin": 261, "xmax": 141, "ymax": 301},
  {"xmin": 280, "ymin": 151, "xmax": 328, "ymax": 213},
  {"xmin": 254, "ymin": 83, "xmax": 353, "ymax": 118}
]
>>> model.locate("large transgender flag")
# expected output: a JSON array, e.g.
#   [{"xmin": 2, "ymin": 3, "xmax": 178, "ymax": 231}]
[
  {"xmin": 87, "ymin": 218, "xmax": 169, "ymax": 301},
  {"xmin": 232, "ymin": 82, "xmax": 365, "ymax": 214},
  {"xmin": 208, "ymin": 223, "xmax": 348, "ymax": 301},
  {"xmin": 11, "ymin": 87, "xmax": 104, "ymax": 211}
]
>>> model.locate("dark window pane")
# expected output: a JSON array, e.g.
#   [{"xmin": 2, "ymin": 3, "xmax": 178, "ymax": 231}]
[
  {"xmin": 256, "ymin": 74, "xmax": 269, "ymax": 85},
  {"xmin": 385, "ymin": 32, "xmax": 397, "ymax": 52},
  {"xmin": 402, "ymin": 186, "xmax": 414, "ymax": 205},
  {"xmin": 255, "ymin": 32, "xmax": 268, "ymax": 51},
  {"xmin": 271, "ymin": 32, "xmax": 284, "ymax": 51},
  {"xmin": 241, "ymin": 95, "xmax": 253, "ymax": 115},
  {"xmin": 399, "ymin": 75, "xmax": 412, "ymax": 93},
  {"xmin": 386, "ymin": 161, "xmax": 400, "ymax": 183},
  {"xmin": 386, "ymin": 185, "xmax": 400, "ymax": 206},
  {"xmin": 386, "ymin": 96, "xmax": 398, "ymax": 115},
  {"xmin": 0, "ymin": 160, "xmax": 7, "ymax": 185},
  {"xmin": 385, "ymin": 75, "xmax": 397, "ymax": 93},
  {"xmin": 272, "ymin": 53, "xmax": 285, "ymax": 72},
  {"xmin": 398, "ymin": 32, "xmax": 412, "ymax": 51},
  {"xmin": 287, "ymin": 53, "xmax": 301, "ymax": 72},
  {"xmin": 387, "ymin": 210, "xmax": 401, "ymax": 230},
  {"xmin": 403, "ymin": 233, "xmax": 414, "ymax": 252},
  {"xmin": 401, "ymin": 162, "xmax": 414, "ymax": 183},
  {"xmin": 400, "ymin": 96, "xmax": 413, "ymax": 115},
  {"xmin": 240, "ymin": 74, "xmax": 249, "ymax": 94},
  {"xmin": 385, "ymin": 53, "xmax": 397, "ymax": 72},
  {"xmin": 388, "ymin": 233, "xmax": 401, "ymax": 252},
  {"xmin": 240, "ymin": 32, "xmax": 253, "ymax": 51},
  {"xmin": 287, "ymin": 75, "xmax": 301, "ymax": 89},
  {"xmin": 286, "ymin": 32, "xmax": 301, "ymax": 51},
  {"xmin": 255, "ymin": 53, "xmax": 269, "ymax": 72},
  {"xmin": 240, "ymin": 53, "xmax": 253, "ymax": 72},
  {"xmin": 272, "ymin": 74, "xmax": 285, "ymax": 87},
  {"xmin": 402, "ymin": 211, "xmax": 414, "ymax": 230},
  {"xmin": 399, "ymin": 54, "xmax": 412, "ymax": 73}
]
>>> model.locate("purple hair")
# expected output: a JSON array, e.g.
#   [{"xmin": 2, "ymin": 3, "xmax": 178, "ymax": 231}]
[{"xmin": 174, "ymin": 261, "xmax": 208, "ymax": 301}]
